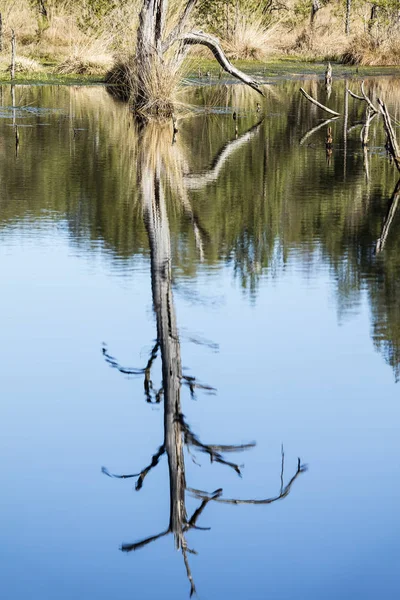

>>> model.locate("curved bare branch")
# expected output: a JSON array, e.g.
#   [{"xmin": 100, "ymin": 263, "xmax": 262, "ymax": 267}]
[
  {"xmin": 179, "ymin": 31, "xmax": 264, "ymax": 95},
  {"xmin": 299, "ymin": 116, "xmax": 339, "ymax": 146},
  {"xmin": 300, "ymin": 87, "xmax": 341, "ymax": 116}
]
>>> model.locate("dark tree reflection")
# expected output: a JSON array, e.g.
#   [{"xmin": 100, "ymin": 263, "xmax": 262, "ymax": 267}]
[{"xmin": 102, "ymin": 120, "xmax": 306, "ymax": 595}]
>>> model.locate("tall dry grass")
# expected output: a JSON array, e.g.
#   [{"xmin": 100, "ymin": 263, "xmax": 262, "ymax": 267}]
[
  {"xmin": 221, "ymin": 16, "xmax": 276, "ymax": 60},
  {"xmin": 342, "ymin": 33, "xmax": 400, "ymax": 66},
  {"xmin": 0, "ymin": 0, "xmax": 140, "ymax": 74}
]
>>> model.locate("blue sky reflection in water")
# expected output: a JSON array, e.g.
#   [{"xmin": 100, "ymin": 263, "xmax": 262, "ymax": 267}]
[{"xmin": 0, "ymin": 81, "xmax": 399, "ymax": 600}]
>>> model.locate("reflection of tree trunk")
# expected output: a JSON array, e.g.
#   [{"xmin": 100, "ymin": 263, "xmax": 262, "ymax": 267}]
[
  {"xmin": 140, "ymin": 151, "xmax": 186, "ymax": 549},
  {"xmin": 376, "ymin": 179, "xmax": 400, "ymax": 253},
  {"xmin": 343, "ymin": 83, "xmax": 348, "ymax": 181},
  {"xmin": 103, "ymin": 120, "xmax": 306, "ymax": 596}
]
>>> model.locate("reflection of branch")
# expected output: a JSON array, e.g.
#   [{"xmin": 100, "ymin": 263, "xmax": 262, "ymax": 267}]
[
  {"xmin": 180, "ymin": 414, "xmax": 255, "ymax": 476},
  {"xmin": 102, "ymin": 444, "xmax": 166, "ymax": 490},
  {"xmin": 144, "ymin": 342, "xmax": 162, "ymax": 403},
  {"xmin": 189, "ymin": 457, "xmax": 306, "ymax": 504},
  {"xmin": 299, "ymin": 116, "xmax": 339, "ymax": 146},
  {"xmin": 121, "ymin": 528, "xmax": 170, "ymax": 552},
  {"xmin": 376, "ymin": 179, "xmax": 400, "ymax": 253},
  {"xmin": 186, "ymin": 488, "xmax": 222, "ymax": 530},
  {"xmin": 184, "ymin": 119, "xmax": 264, "ymax": 190},
  {"xmin": 102, "ymin": 344, "xmax": 145, "ymax": 375},
  {"xmin": 182, "ymin": 544, "xmax": 196, "ymax": 597},
  {"xmin": 103, "ymin": 342, "xmax": 163, "ymax": 403},
  {"xmin": 182, "ymin": 374, "xmax": 216, "ymax": 398}
]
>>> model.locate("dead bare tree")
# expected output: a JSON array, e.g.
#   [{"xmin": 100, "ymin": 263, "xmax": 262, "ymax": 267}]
[{"xmin": 133, "ymin": 0, "xmax": 263, "ymax": 113}]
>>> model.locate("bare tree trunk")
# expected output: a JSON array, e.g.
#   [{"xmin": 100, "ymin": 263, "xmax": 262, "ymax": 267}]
[
  {"xmin": 310, "ymin": 0, "xmax": 321, "ymax": 29},
  {"xmin": 368, "ymin": 4, "xmax": 378, "ymax": 32},
  {"xmin": 345, "ymin": 0, "xmax": 351, "ymax": 35}
]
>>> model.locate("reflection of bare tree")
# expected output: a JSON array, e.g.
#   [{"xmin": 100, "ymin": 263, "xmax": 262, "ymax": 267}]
[
  {"xmin": 184, "ymin": 119, "xmax": 263, "ymax": 190},
  {"xmin": 103, "ymin": 120, "xmax": 306, "ymax": 595},
  {"xmin": 376, "ymin": 179, "xmax": 400, "ymax": 253}
]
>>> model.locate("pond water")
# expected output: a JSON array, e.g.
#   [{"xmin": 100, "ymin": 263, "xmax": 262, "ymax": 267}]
[{"xmin": 1, "ymin": 77, "xmax": 399, "ymax": 599}]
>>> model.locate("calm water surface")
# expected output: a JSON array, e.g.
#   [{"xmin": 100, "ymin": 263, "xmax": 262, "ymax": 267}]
[{"xmin": 1, "ymin": 78, "xmax": 399, "ymax": 599}]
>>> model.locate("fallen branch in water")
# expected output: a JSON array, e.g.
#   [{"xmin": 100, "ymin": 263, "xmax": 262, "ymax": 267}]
[{"xmin": 300, "ymin": 87, "xmax": 341, "ymax": 116}]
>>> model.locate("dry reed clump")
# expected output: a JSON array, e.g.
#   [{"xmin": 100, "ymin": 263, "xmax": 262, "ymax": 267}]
[
  {"xmin": 270, "ymin": 5, "xmax": 351, "ymax": 60},
  {"xmin": 106, "ymin": 54, "xmax": 184, "ymax": 117},
  {"xmin": 341, "ymin": 34, "xmax": 400, "ymax": 66},
  {"xmin": 223, "ymin": 17, "xmax": 272, "ymax": 60},
  {"xmin": 9, "ymin": 56, "xmax": 42, "ymax": 73},
  {"xmin": 0, "ymin": 0, "xmax": 139, "ymax": 65},
  {"xmin": 55, "ymin": 52, "xmax": 113, "ymax": 75},
  {"xmin": 54, "ymin": 38, "xmax": 114, "ymax": 75},
  {"xmin": 104, "ymin": 55, "xmax": 135, "ymax": 100}
]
